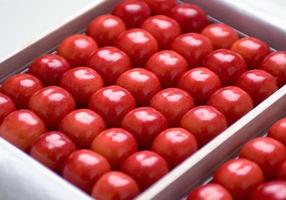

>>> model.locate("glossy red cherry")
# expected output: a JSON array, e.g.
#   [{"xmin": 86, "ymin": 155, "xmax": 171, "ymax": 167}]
[
  {"xmin": 187, "ymin": 183, "xmax": 233, "ymax": 200},
  {"xmin": 201, "ymin": 23, "xmax": 239, "ymax": 49},
  {"xmin": 116, "ymin": 28, "xmax": 158, "ymax": 67},
  {"xmin": 208, "ymin": 86, "xmax": 253, "ymax": 124},
  {"xmin": 235, "ymin": 69, "xmax": 278, "ymax": 105},
  {"xmin": 60, "ymin": 67, "xmax": 104, "ymax": 106},
  {"xmin": 178, "ymin": 67, "xmax": 222, "ymax": 104},
  {"xmin": 116, "ymin": 68, "xmax": 161, "ymax": 105},
  {"xmin": 86, "ymin": 14, "xmax": 126, "ymax": 47},
  {"xmin": 150, "ymin": 88, "xmax": 194, "ymax": 127},
  {"xmin": 0, "ymin": 109, "xmax": 46, "ymax": 151},
  {"xmin": 268, "ymin": 117, "xmax": 286, "ymax": 146},
  {"xmin": 63, "ymin": 149, "xmax": 111, "ymax": 193},
  {"xmin": 180, "ymin": 106, "xmax": 228, "ymax": 147},
  {"xmin": 251, "ymin": 181, "xmax": 286, "ymax": 200},
  {"xmin": 142, "ymin": 15, "xmax": 181, "ymax": 49},
  {"xmin": 28, "ymin": 86, "xmax": 76, "ymax": 129},
  {"xmin": 1, "ymin": 74, "xmax": 43, "ymax": 108},
  {"xmin": 143, "ymin": 0, "xmax": 177, "ymax": 14},
  {"xmin": 89, "ymin": 86, "xmax": 136, "ymax": 127},
  {"xmin": 30, "ymin": 131, "xmax": 76, "ymax": 172},
  {"xmin": 213, "ymin": 158, "xmax": 265, "ymax": 200},
  {"xmin": 260, "ymin": 51, "xmax": 286, "ymax": 86},
  {"xmin": 203, "ymin": 49, "xmax": 247, "ymax": 85},
  {"xmin": 57, "ymin": 34, "xmax": 98, "ymax": 66},
  {"xmin": 121, "ymin": 151, "xmax": 169, "ymax": 190},
  {"xmin": 171, "ymin": 33, "xmax": 213, "ymax": 67},
  {"xmin": 278, "ymin": 160, "xmax": 286, "ymax": 180},
  {"xmin": 0, "ymin": 92, "xmax": 16, "ymax": 124},
  {"xmin": 239, "ymin": 137, "xmax": 286, "ymax": 179},
  {"xmin": 121, "ymin": 107, "xmax": 168, "ymax": 148},
  {"xmin": 59, "ymin": 109, "xmax": 106, "ymax": 148},
  {"xmin": 91, "ymin": 128, "xmax": 138, "ymax": 169},
  {"xmin": 88, "ymin": 46, "xmax": 131, "ymax": 85},
  {"xmin": 170, "ymin": 3, "xmax": 208, "ymax": 33},
  {"xmin": 145, "ymin": 50, "xmax": 189, "ymax": 87},
  {"xmin": 92, "ymin": 171, "xmax": 140, "ymax": 200},
  {"xmin": 231, "ymin": 37, "xmax": 270, "ymax": 68},
  {"xmin": 152, "ymin": 128, "xmax": 198, "ymax": 168},
  {"xmin": 29, "ymin": 54, "xmax": 71, "ymax": 85}
]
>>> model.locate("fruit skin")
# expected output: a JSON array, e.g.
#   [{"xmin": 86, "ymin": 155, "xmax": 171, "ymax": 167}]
[
  {"xmin": 178, "ymin": 67, "xmax": 222, "ymax": 104},
  {"xmin": 88, "ymin": 46, "xmax": 131, "ymax": 85},
  {"xmin": 29, "ymin": 54, "xmax": 71, "ymax": 86},
  {"xmin": 60, "ymin": 67, "xmax": 104, "ymax": 106},
  {"xmin": 1, "ymin": 74, "xmax": 43, "ymax": 108},
  {"xmin": 86, "ymin": 14, "xmax": 126, "ymax": 47},
  {"xmin": 0, "ymin": 109, "xmax": 46, "ymax": 151},
  {"xmin": 150, "ymin": 88, "xmax": 194, "ymax": 127},
  {"xmin": 116, "ymin": 68, "xmax": 161, "ymax": 106},
  {"xmin": 0, "ymin": 92, "xmax": 16, "ymax": 124},
  {"xmin": 143, "ymin": 0, "xmax": 177, "ymax": 15},
  {"xmin": 89, "ymin": 85, "xmax": 136, "ymax": 127},
  {"xmin": 63, "ymin": 149, "xmax": 111, "ymax": 193},
  {"xmin": 268, "ymin": 117, "xmax": 286, "ymax": 146},
  {"xmin": 170, "ymin": 3, "xmax": 208, "ymax": 33},
  {"xmin": 121, "ymin": 107, "xmax": 168, "ymax": 148},
  {"xmin": 28, "ymin": 86, "xmax": 76, "ymax": 129},
  {"xmin": 201, "ymin": 23, "xmax": 239, "ymax": 49},
  {"xmin": 278, "ymin": 160, "xmax": 286, "ymax": 180},
  {"xmin": 207, "ymin": 86, "xmax": 253, "ymax": 124},
  {"xmin": 171, "ymin": 33, "xmax": 213, "ymax": 67},
  {"xmin": 120, "ymin": 150, "xmax": 169, "ymax": 190},
  {"xmin": 112, "ymin": 0, "xmax": 151, "ymax": 28},
  {"xmin": 152, "ymin": 128, "xmax": 198, "ymax": 168},
  {"xmin": 57, "ymin": 34, "xmax": 98, "ymax": 66},
  {"xmin": 92, "ymin": 171, "xmax": 140, "ymax": 200},
  {"xmin": 145, "ymin": 50, "xmax": 189, "ymax": 87},
  {"xmin": 30, "ymin": 131, "xmax": 76, "ymax": 172},
  {"xmin": 213, "ymin": 158, "xmax": 265, "ymax": 200},
  {"xmin": 59, "ymin": 109, "xmax": 106, "ymax": 148},
  {"xmin": 116, "ymin": 28, "xmax": 159, "ymax": 67},
  {"xmin": 251, "ymin": 181, "xmax": 286, "ymax": 200},
  {"xmin": 180, "ymin": 105, "xmax": 228, "ymax": 147}
]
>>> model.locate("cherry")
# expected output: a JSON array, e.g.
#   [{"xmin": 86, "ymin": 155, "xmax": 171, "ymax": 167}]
[
  {"xmin": 116, "ymin": 68, "xmax": 161, "ymax": 105},
  {"xmin": 251, "ymin": 181, "xmax": 286, "ymax": 200},
  {"xmin": 0, "ymin": 92, "xmax": 16, "ymax": 124},
  {"xmin": 268, "ymin": 117, "xmax": 286, "ymax": 146},
  {"xmin": 278, "ymin": 160, "xmax": 286, "ymax": 180},
  {"xmin": 143, "ymin": 0, "xmax": 177, "ymax": 15}
]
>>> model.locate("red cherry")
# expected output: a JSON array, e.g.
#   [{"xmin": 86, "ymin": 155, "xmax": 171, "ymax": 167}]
[
  {"xmin": 178, "ymin": 67, "xmax": 222, "ymax": 104},
  {"xmin": 88, "ymin": 47, "xmax": 131, "ymax": 85},
  {"xmin": 152, "ymin": 128, "xmax": 198, "ymax": 168},
  {"xmin": 141, "ymin": 15, "xmax": 181, "ymax": 49},
  {"xmin": 171, "ymin": 33, "xmax": 213, "ymax": 67},
  {"xmin": 213, "ymin": 158, "xmax": 265, "ymax": 200},
  {"xmin": 208, "ymin": 86, "xmax": 253, "ymax": 124},
  {"xmin": 201, "ymin": 23, "xmax": 239, "ymax": 49},
  {"xmin": 278, "ymin": 160, "xmax": 286, "ymax": 180},
  {"xmin": 268, "ymin": 117, "xmax": 286, "ymax": 146},
  {"xmin": 1, "ymin": 74, "xmax": 43, "ymax": 108},
  {"xmin": 235, "ymin": 69, "xmax": 278, "ymax": 105},
  {"xmin": 29, "ymin": 54, "xmax": 71, "ymax": 85},
  {"xmin": 231, "ymin": 37, "xmax": 270, "ymax": 68},
  {"xmin": 112, "ymin": 0, "xmax": 151, "ymax": 28},
  {"xmin": 143, "ymin": 0, "xmax": 177, "ymax": 14},
  {"xmin": 180, "ymin": 106, "xmax": 228, "ymax": 147},
  {"xmin": 116, "ymin": 28, "xmax": 158, "ymax": 67},
  {"xmin": 92, "ymin": 171, "xmax": 139, "ymax": 200},
  {"xmin": 91, "ymin": 128, "xmax": 138, "ymax": 169},
  {"xmin": 63, "ymin": 149, "xmax": 111, "ymax": 193},
  {"xmin": 57, "ymin": 34, "xmax": 98, "ymax": 66},
  {"xmin": 121, "ymin": 107, "xmax": 168, "ymax": 148},
  {"xmin": 89, "ymin": 86, "xmax": 136, "ymax": 127},
  {"xmin": 0, "ymin": 92, "xmax": 16, "ymax": 124},
  {"xmin": 121, "ymin": 150, "xmax": 169, "ymax": 190},
  {"xmin": 251, "ymin": 181, "xmax": 286, "ymax": 200},
  {"xmin": 60, "ymin": 67, "xmax": 104, "ymax": 106},
  {"xmin": 59, "ymin": 109, "xmax": 106, "ymax": 148},
  {"xmin": 0, "ymin": 109, "xmax": 46, "ymax": 151},
  {"xmin": 260, "ymin": 51, "xmax": 286, "ymax": 86},
  {"xmin": 150, "ymin": 88, "xmax": 194, "ymax": 127},
  {"xmin": 170, "ymin": 3, "xmax": 208, "ymax": 33},
  {"xmin": 28, "ymin": 86, "xmax": 76, "ymax": 129},
  {"xmin": 145, "ymin": 50, "xmax": 189, "ymax": 87},
  {"xmin": 86, "ymin": 14, "xmax": 126, "ymax": 47},
  {"xmin": 116, "ymin": 68, "xmax": 161, "ymax": 106},
  {"xmin": 30, "ymin": 131, "xmax": 76, "ymax": 172},
  {"xmin": 203, "ymin": 49, "xmax": 247, "ymax": 85},
  {"xmin": 187, "ymin": 183, "xmax": 233, "ymax": 200}
]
